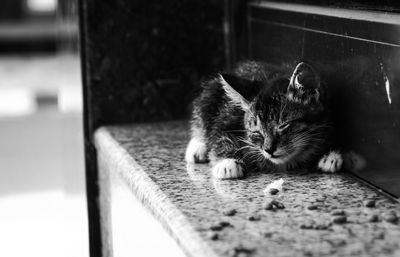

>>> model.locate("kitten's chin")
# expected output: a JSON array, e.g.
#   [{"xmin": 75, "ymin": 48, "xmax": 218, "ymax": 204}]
[
  {"xmin": 262, "ymin": 149, "xmax": 297, "ymax": 165},
  {"xmin": 268, "ymin": 157, "xmax": 287, "ymax": 165}
]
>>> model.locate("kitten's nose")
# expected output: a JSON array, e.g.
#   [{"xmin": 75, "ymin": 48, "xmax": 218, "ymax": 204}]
[
  {"xmin": 264, "ymin": 142, "xmax": 277, "ymax": 156},
  {"xmin": 265, "ymin": 148, "xmax": 276, "ymax": 156}
]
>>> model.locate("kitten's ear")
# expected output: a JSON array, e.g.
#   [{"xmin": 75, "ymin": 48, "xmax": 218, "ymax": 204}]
[
  {"xmin": 219, "ymin": 74, "xmax": 251, "ymax": 111},
  {"xmin": 287, "ymin": 62, "xmax": 321, "ymax": 105}
]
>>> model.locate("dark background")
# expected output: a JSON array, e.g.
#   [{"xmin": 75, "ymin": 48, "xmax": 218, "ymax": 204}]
[{"xmin": 82, "ymin": 0, "xmax": 226, "ymax": 131}]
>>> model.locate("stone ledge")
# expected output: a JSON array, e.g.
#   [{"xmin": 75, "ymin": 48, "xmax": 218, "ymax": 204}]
[{"xmin": 94, "ymin": 121, "xmax": 400, "ymax": 257}]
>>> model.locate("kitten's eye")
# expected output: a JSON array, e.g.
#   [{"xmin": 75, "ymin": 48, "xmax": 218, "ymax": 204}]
[
  {"xmin": 277, "ymin": 122, "xmax": 290, "ymax": 131},
  {"xmin": 249, "ymin": 131, "xmax": 264, "ymax": 142}
]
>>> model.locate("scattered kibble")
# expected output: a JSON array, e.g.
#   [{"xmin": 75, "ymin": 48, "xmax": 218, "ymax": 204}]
[
  {"xmin": 273, "ymin": 200, "xmax": 285, "ymax": 209},
  {"xmin": 210, "ymin": 224, "xmax": 223, "ymax": 231},
  {"xmin": 367, "ymin": 214, "xmax": 379, "ymax": 223},
  {"xmin": 248, "ymin": 215, "xmax": 261, "ymax": 221},
  {"xmin": 263, "ymin": 178, "xmax": 284, "ymax": 195},
  {"xmin": 209, "ymin": 232, "xmax": 219, "ymax": 240},
  {"xmin": 364, "ymin": 200, "xmax": 376, "ymax": 208},
  {"xmin": 326, "ymin": 238, "xmax": 347, "ymax": 247},
  {"xmin": 219, "ymin": 221, "xmax": 232, "ymax": 228},
  {"xmin": 307, "ymin": 205, "xmax": 319, "ymax": 210},
  {"xmin": 382, "ymin": 211, "xmax": 398, "ymax": 224},
  {"xmin": 314, "ymin": 224, "xmax": 329, "ymax": 230},
  {"xmin": 331, "ymin": 210, "xmax": 346, "ymax": 216},
  {"xmin": 263, "ymin": 201, "xmax": 274, "ymax": 210},
  {"xmin": 383, "ymin": 214, "xmax": 398, "ymax": 224},
  {"xmin": 264, "ymin": 200, "xmax": 286, "ymax": 210},
  {"xmin": 300, "ymin": 222, "xmax": 330, "ymax": 230},
  {"xmin": 269, "ymin": 188, "xmax": 279, "ymax": 195},
  {"xmin": 332, "ymin": 216, "xmax": 347, "ymax": 224},
  {"xmin": 223, "ymin": 208, "xmax": 237, "ymax": 216},
  {"xmin": 300, "ymin": 223, "xmax": 314, "ymax": 229},
  {"xmin": 374, "ymin": 232, "xmax": 385, "ymax": 240},
  {"xmin": 232, "ymin": 245, "xmax": 255, "ymax": 256},
  {"xmin": 263, "ymin": 232, "xmax": 273, "ymax": 238}
]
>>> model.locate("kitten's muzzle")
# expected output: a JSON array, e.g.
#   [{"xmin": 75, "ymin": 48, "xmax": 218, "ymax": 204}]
[{"xmin": 264, "ymin": 139, "xmax": 278, "ymax": 156}]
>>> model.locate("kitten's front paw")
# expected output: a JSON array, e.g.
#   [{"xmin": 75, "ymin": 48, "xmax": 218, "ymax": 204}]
[
  {"xmin": 343, "ymin": 151, "xmax": 366, "ymax": 172},
  {"xmin": 185, "ymin": 138, "xmax": 208, "ymax": 163},
  {"xmin": 318, "ymin": 151, "xmax": 343, "ymax": 173},
  {"xmin": 212, "ymin": 159, "xmax": 244, "ymax": 179}
]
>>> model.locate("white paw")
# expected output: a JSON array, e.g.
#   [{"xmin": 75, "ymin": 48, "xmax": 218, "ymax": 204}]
[
  {"xmin": 318, "ymin": 151, "xmax": 343, "ymax": 173},
  {"xmin": 212, "ymin": 159, "xmax": 244, "ymax": 179},
  {"xmin": 185, "ymin": 138, "xmax": 208, "ymax": 163},
  {"xmin": 343, "ymin": 151, "xmax": 366, "ymax": 172}
]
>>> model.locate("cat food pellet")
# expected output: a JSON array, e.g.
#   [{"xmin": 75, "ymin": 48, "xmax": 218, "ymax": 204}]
[
  {"xmin": 209, "ymin": 232, "xmax": 219, "ymax": 240},
  {"xmin": 233, "ymin": 245, "xmax": 255, "ymax": 255},
  {"xmin": 269, "ymin": 188, "xmax": 279, "ymax": 195},
  {"xmin": 374, "ymin": 232, "xmax": 385, "ymax": 240},
  {"xmin": 263, "ymin": 232, "xmax": 273, "ymax": 238},
  {"xmin": 219, "ymin": 221, "xmax": 232, "ymax": 227},
  {"xmin": 364, "ymin": 200, "xmax": 376, "ymax": 208},
  {"xmin": 332, "ymin": 216, "xmax": 347, "ymax": 224},
  {"xmin": 264, "ymin": 200, "xmax": 285, "ymax": 210},
  {"xmin": 307, "ymin": 205, "xmax": 318, "ymax": 210},
  {"xmin": 248, "ymin": 215, "xmax": 261, "ymax": 221},
  {"xmin": 314, "ymin": 224, "xmax": 330, "ymax": 230},
  {"xmin": 367, "ymin": 214, "xmax": 379, "ymax": 222},
  {"xmin": 223, "ymin": 208, "xmax": 237, "ymax": 216},
  {"xmin": 273, "ymin": 200, "xmax": 285, "ymax": 209},
  {"xmin": 210, "ymin": 224, "xmax": 223, "ymax": 231},
  {"xmin": 263, "ymin": 201, "xmax": 274, "ymax": 210},
  {"xmin": 300, "ymin": 223, "xmax": 314, "ymax": 229},
  {"xmin": 331, "ymin": 210, "xmax": 346, "ymax": 216},
  {"xmin": 326, "ymin": 238, "xmax": 347, "ymax": 247},
  {"xmin": 235, "ymin": 253, "xmax": 247, "ymax": 257},
  {"xmin": 383, "ymin": 215, "xmax": 398, "ymax": 224}
]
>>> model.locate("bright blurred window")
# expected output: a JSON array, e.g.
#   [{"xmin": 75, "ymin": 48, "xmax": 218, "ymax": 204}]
[
  {"xmin": 26, "ymin": 0, "xmax": 57, "ymax": 13},
  {"xmin": 0, "ymin": 88, "xmax": 36, "ymax": 117}
]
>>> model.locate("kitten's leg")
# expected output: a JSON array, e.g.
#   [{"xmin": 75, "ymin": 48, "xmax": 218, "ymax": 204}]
[
  {"xmin": 185, "ymin": 137, "xmax": 208, "ymax": 163},
  {"xmin": 185, "ymin": 114, "xmax": 208, "ymax": 163},
  {"xmin": 343, "ymin": 151, "xmax": 366, "ymax": 172},
  {"xmin": 318, "ymin": 151, "xmax": 343, "ymax": 173},
  {"xmin": 208, "ymin": 136, "xmax": 244, "ymax": 179}
]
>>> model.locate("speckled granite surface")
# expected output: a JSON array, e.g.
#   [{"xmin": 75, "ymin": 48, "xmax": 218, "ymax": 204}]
[{"xmin": 95, "ymin": 121, "xmax": 400, "ymax": 257}]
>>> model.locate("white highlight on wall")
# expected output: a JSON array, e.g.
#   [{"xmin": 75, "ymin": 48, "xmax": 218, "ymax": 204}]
[
  {"xmin": 383, "ymin": 74, "xmax": 392, "ymax": 105},
  {"xmin": 26, "ymin": 0, "xmax": 58, "ymax": 13},
  {"xmin": 380, "ymin": 63, "xmax": 392, "ymax": 105}
]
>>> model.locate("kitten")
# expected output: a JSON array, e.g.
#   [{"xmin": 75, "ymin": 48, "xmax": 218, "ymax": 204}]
[{"xmin": 185, "ymin": 61, "xmax": 365, "ymax": 179}]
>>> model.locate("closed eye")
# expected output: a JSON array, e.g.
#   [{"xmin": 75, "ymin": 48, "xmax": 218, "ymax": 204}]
[{"xmin": 277, "ymin": 122, "xmax": 290, "ymax": 131}]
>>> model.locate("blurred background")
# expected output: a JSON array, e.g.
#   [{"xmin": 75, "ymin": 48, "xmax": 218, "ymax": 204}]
[{"xmin": 0, "ymin": 0, "xmax": 88, "ymax": 256}]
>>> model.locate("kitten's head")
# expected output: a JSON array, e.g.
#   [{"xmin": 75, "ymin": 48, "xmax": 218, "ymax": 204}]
[{"xmin": 220, "ymin": 62, "xmax": 328, "ymax": 166}]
